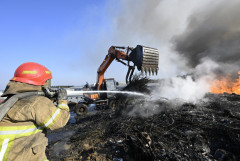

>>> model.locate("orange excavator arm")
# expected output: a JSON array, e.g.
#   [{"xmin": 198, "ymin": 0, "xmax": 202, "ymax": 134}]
[
  {"xmin": 97, "ymin": 46, "xmax": 129, "ymax": 90},
  {"xmin": 96, "ymin": 45, "xmax": 159, "ymax": 90}
]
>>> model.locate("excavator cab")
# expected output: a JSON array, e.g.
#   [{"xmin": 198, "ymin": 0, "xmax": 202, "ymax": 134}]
[{"xmin": 95, "ymin": 78, "xmax": 118, "ymax": 99}]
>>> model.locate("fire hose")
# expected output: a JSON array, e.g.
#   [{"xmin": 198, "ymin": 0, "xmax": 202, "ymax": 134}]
[
  {"xmin": 0, "ymin": 86, "xmax": 56, "ymax": 121},
  {"xmin": 0, "ymin": 87, "xmax": 145, "ymax": 121}
]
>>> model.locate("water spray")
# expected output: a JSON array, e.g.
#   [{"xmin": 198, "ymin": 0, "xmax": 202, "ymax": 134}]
[{"xmin": 67, "ymin": 90, "xmax": 145, "ymax": 97}]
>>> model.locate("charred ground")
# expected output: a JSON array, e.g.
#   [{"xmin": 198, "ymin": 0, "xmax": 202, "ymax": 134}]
[{"xmin": 46, "ymin": 79, "xmax": 240, "ymax": 161}]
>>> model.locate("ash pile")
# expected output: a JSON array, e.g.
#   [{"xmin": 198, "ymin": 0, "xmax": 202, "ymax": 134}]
[{"xmin": 46, "ymin": 79, "xmax": 240, "ymax": 161}]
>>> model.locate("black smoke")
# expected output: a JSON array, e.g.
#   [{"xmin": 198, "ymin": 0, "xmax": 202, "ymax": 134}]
[{"xmin": 174, "ymin": 0, "xmax": 240, "ymax": 76}]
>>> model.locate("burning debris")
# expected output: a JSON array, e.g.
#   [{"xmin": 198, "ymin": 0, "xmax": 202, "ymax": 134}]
[
  {"xmin": 46, "ymin": 78, "xmax": 240, "ymax": 161},
  {"xmin": 45, "ymin": 1, "xmax": 240, "ymax": 160},
  {"xmin": 210, "ymin": 72, "xmax": 240, "ymax": 95},
  {"xmin": 46, "ymin": 92, "xmax": 240, "ymax": 161}
]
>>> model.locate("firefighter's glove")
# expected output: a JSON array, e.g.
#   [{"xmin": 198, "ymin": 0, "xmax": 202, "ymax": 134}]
[{"xmin": 57, "ymin": 89, "xmax": 67, "ymax": 101}]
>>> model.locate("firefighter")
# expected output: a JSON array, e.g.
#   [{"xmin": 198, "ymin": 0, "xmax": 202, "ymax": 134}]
[{"xmin": 0, "ymin": 62, "xmax": 70, "ymax": 161}]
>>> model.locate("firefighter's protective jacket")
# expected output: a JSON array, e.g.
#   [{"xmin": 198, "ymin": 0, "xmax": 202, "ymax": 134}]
[{"xmin": 0, "ymin": 81, "xmax": 70, "ymax": 161}]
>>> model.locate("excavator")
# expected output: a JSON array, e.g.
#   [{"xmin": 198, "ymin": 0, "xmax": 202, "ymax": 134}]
[{"xmin": 74, "ymin": 45, "xmax": 159, "ymax": 115}]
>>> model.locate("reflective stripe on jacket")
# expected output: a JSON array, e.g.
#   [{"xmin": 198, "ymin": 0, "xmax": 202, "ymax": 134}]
[{"xmin": 0, "ymin": 94, "xmax": 70, "ymax": 161}]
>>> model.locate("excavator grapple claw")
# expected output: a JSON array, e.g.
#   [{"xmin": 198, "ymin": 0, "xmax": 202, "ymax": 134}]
[
  {"xmin": 97, "ymin": 44, "xmax": 159, "ymax": 88},
  {"xmin": 129, "ymin": 45, "xmax": 159, "ymax": 75}
]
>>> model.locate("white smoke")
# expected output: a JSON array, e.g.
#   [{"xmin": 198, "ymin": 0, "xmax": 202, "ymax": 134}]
[
  {"xmin": 126, "ymin": 59, "xmax": 220, "ymax": 117},
  {"xmin": 109, "ymin": 0, "xmax": 239, "ymax": 102},
  {"xmin": 153, "ymin": 76, "xmax": 210, "ymax": 103},
  {"xmin": 151, "ymin": 59, "xmax": 219, "ymax": 102},
  {"xmin": 155, "ymin": 58, "xmax": 221, "ymax": 102}
]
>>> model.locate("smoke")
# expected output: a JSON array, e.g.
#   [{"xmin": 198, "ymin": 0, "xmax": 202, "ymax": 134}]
[
  {"xmin": 151, "ymin": 59, "xmax": 219, "ymax": 102},
  {"xmin": 110, "ymin": 0, "xmax": 238, "ymax": 78},
  {"xmin": 174, "ymin": 0, "xmax": 240, "ymax": 76},
  {"xmin": 109, "ymin": 0, "xmax": 240, "ymax": 116},
  {"xmin": 110, "ymin": 0, "xmax": 211, "ymax": 77},
  {"xmin": 111, "ymin": 0, "xmax": 240, "ymax": 77},
  {"xmin": 126, "ymin": 59, "xmax": 219, "ymax": 117},
  {"xmin": 154, "ymin": 77, "xmax": 209, "ymax": 103}
]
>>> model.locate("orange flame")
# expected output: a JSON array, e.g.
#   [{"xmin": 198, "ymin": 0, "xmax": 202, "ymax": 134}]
[{"xmin": 210, "ymin": 72, "xmax": 240, "ymax": 94}]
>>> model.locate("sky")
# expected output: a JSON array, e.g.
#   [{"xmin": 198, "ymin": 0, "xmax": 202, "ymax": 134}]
[
  {"xmin": 0, "ymin": 0, "xmax": 191, "ymax": 90},
  {"xmin": 1, "ymin": 0, "xmax": 237, "ymax": 91},
  {"xmin": 0, "ymin": 0, "xmax": 117, "ymax": 89}
]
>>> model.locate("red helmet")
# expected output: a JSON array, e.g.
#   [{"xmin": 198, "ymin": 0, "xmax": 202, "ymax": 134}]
[{"xmin": 11, "ymin": 62, "xmax": 52, "ymax": 85}]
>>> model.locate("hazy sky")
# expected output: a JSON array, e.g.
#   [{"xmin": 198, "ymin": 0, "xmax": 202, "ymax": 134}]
[{"xmin": 0, "ymin": 0, "xmax": 116, "ymax": 89}]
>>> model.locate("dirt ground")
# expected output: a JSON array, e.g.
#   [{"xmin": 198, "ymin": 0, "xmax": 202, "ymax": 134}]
[{"xmin": 46, "ymin": 93, "xmax": 240, "ymax": 161}]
